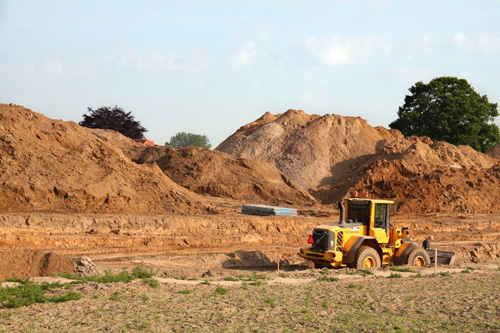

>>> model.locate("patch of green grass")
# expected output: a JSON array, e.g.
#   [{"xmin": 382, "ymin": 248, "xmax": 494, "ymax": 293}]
[
  {"xmin": 213, "ymin": 285, "xmax": 228, "ymax": 296},
  {"xmin": 238, "ymin": 271, "xmax": 267, "ymax": 282},
  {"xmin": 389, "ymin": 266, "xmax": 415, "ymax": 273},
  {"xmin": 348, "ymin": 283, "xmax": 363, "ymax": 289},
  {"xmin": 223, "ymin": 276, "xmax": 239, "ymax": 282},
  {"xmin": 461, "ymin": 269, "xmax": 471, "ymax": 274},
  {"xmin": 387, "ymin": 273, "xmax": 402, "ymax": 279},
  {"xmin": 137, "ymin": 320, "xmax": 151, "ymax": 330},
  {"xmin": 132, "ymin": 265, "xmax": 156, "ymax": 279},
  {"xmin": 361, "ymin": 269, "xmax": 374, "ymax": 276},
  {"xmin": 317, "ymin": 275, "xmax": 339, "ymax": 282},
  {"xmin": 440, "ymin": 271, "xmax": 451, "ymax": 277},
  {"xmin": 265, "ymin": 297, "xmax": 276, "ymax": 308},
  {"xmin": 109, "ymin": 291, "xmax": 126, "ymax": 301},
  {"xmin": 249, "ymin": 280, "xmax": 265, "ymax": 286},
  {"xmin": 200, "ymin": 280, "xmax": 211, "ymax": 285},
  {"xmin": 142, "ymin": 278, "xmax": 159, "ymax": 288},
  {"xmin": 46, "ymin": 292, "xmax": 82, "ymax": 303},
  {"xmin": 0, "ymin": 280, "xmax": 82, "ymax": 308},
  {"xmin": 178, "ymin": 289, "xmax": 192, "ymax": 295},
  {"xmin": 279, "ymin": 273, "xmax": 288, "ymax": 278}
]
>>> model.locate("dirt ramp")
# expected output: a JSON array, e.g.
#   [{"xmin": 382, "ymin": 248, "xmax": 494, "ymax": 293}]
[
  {"xmin": 0, "ymin": 104, "xmax": 213, "ymax": 214},
  {"xmin": 0, "ymin": 249, "xmax": 74, "ymax": 281}
]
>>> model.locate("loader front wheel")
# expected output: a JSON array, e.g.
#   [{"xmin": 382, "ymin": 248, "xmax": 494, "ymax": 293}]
[
  {"xmin": 355, "ymin": 246, "xmax": 380, "ymax": 270},
  {"xmin": 407, "ymin": 248, "xmax": 431, "ymax": 267}
]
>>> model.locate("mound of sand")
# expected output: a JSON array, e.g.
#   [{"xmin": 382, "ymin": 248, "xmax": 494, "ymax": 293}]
[
  {"xmin": 0, "ymin": 249, "xmax": 74, "ymax": 281},
  {"xmin": 0, "ymin": 104, "xmax": 213, "ymax": 214},
  {"xmin": 486, "ymin": 144, "xmax": 500, "ymax": 159},
  {"xmin": 102, "ymin": 137, "xmax": 317, "ymax": 206},
  {"xmin": 217, "ymin": 110, "xmax": 500, "ymax": 213}
]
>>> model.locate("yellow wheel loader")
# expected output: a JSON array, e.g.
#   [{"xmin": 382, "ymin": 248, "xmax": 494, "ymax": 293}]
[{"xmin": 299, "ymin": 195, "xmax": 435, "ymax": 269}]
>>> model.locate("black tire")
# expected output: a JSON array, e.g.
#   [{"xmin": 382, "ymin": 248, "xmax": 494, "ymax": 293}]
[
  {"xmin": 354, "ymin": 246, "xmax": 381, "ymax": 270},
  {"xmin": 407, "ymin": 248, "xmax": 431, "ymax": 267}
]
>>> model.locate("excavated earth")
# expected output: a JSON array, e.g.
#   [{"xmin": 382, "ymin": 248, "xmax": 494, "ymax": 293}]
[{"xmin": 0, "ymin": 104, "xmax": 500, "ymax": 280}]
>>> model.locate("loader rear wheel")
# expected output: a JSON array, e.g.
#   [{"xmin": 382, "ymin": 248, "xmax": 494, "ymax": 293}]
[
  {"xmin": 354, "ymin": 246, "xmax": 380, "ymax": 270},
  {"xmin": 407, "ymin": 248, "xmax": 431, "ymax": 267}
]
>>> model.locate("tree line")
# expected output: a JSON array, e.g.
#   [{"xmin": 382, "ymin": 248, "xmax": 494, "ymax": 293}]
[{"xmin": 79, "ymin": 76, "xmax": 499, "ymax": 152}]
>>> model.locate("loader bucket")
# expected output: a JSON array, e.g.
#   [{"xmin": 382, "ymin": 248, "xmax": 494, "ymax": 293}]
[{"xmin": 426, "ymin": 250, "xmax": 456, "ymax": 266}]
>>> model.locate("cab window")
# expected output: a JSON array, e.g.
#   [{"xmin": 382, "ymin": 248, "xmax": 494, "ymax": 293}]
[
  {"xmin": 374, "ymin": 204, "xmax": 388, "ymax": 229},
  {"xmin": 347, "ymin": 201, "xmax": 370, "ymax": 223}
]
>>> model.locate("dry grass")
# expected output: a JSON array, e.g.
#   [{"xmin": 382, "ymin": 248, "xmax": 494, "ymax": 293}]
[{"xmin": 0, "ymin": 268, "xmax": 499, "ymax": 332}]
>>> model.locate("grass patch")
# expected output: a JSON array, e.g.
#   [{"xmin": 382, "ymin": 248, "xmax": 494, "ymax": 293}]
[
  {"xmin": 387, "ymin": 273, "xmax": 402, "ymax": 279},
  {"xmin": 0, "ymin": 280, "xmax": 82, "ymax": 308},
  {"xmin": 265, "ymin": 297, "xmax": 276, "ymax": 308},
  {"xmin": 238, "ymin": 271, "xmax": 268, "ymax": 282},
  {"xmin": 317, "ymin": 275, "xmax": 339, "ymax": 282},
  {"xmin": 57, "ymin": 266, "xmax": 162, "ymax": 287},
  {"xmin": 178, "ymin": 289, "xmax": 192, "ymax": 295},
  {"xmin": 223, "ymin": 276, "xmax": 239, "ymax": 282},
  {"xmin": 132, "ymin": 265, "xmax": 156, "ymax": 279},
  {"xmin": 348, "ymin": 283, "xmax": 363, "ymax": 289},
  {"xmin": 142, "ymin": 278, "xmax": 159, "ymax": 288},
  {"xmin": 213, "ymin": 286, "xmax": 228, "ymax": 296},
  {"xmin": 248, "ymin": 280, "xmax": 266, "ymax": 286},
  {"xmin": 389, "ymin": 266, "xmax": 415, "ymax": 273}
]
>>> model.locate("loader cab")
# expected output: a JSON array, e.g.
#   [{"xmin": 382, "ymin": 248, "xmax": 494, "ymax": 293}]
[{"xmin": 345, "ymin": 198, "xmax": 393, "ymax": 242}]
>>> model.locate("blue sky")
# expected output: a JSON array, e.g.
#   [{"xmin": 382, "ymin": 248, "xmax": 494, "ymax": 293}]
[{"xmin": 1, "ymin": 0, "xmax": 500, "ymax": 147}]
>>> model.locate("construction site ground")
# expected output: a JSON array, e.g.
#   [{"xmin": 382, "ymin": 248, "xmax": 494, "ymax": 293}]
[{"xmin": 1, "ymin": 197, "xmax": 499, "ymax": 281}]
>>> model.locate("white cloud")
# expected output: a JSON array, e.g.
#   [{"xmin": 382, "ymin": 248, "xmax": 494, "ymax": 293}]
[
  {"xmin": 306, "ymin": 36, "xmax": 349, "ymax": 66},
  {"xmin": 118, "ymin": 47, "xmax": 212, "ymax": 72},
  {"xmin": 226, "ymin": 42, "xmax": 259, "ymax": 69},
  {"xmin": 454, "ymin": 32, "xmax": 467, "ymax": 45},
  {"xmin": 305, "ymin": 35, "xmax": 392, "ymax": 66}
]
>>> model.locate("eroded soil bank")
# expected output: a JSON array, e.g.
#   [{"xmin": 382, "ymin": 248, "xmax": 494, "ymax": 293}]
[{"xmin": 1, "ymin": 211, "xmax": 499, "ymax": 280}]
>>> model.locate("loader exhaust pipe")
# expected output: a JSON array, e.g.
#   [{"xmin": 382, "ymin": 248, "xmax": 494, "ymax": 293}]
[{"xmin": 338, "ymin": 201, "xmax": 346, "ymax": 225}]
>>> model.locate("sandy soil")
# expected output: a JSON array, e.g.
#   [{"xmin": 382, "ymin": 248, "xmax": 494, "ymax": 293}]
[
  {"xmin": 0, "ymin": 103, "xmax": 499, "ymax": 292},
  {"xmin": 1, "ymin": 199, "xmax": 499, "ymax": 281},
  {"xmin": 1, "ymin": 266, "xmax": 499, "ymax": 331}
]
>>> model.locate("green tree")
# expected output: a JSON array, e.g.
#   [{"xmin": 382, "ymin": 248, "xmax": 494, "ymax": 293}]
[
  {"xmin": 389, "ymin": 76, "xmax": 499, "ymax": 152},
  {"xmin": 79, "ymin": 106, "xmax": 147, "ymax": 140},
  {"xmin": 165, "ymin": 132, "xmax": 212, "ymax": 149}
]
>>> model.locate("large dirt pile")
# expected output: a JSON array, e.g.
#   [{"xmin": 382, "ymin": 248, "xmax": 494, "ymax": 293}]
[
  {"xmin": 119, "ymin": 145, "xmax": 317, "ymax": 206},
  {"xmin": 486, "ymin": 144, "xmax": 500, "ymax": 159},
  {"xmin": 0, "ymin": 249, "xmax": 74, "ymax": 281},
  {"xmin": 217, "ymin": 110, "xmax": 396, "ymax": 189},
  {"xmin": 217, "ymin": 110, "xmax": 500, "ymax": 213},
  {"xmin": 0, "ymin": 104, "xmax": 213, "ymax": 214}
]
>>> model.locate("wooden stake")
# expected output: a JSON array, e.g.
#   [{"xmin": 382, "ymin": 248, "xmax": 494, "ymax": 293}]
[{"xmin": 434, "ymin": 248, "xmax": 438, "ymax": 275}]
